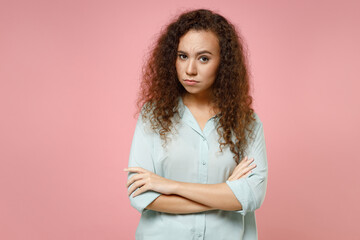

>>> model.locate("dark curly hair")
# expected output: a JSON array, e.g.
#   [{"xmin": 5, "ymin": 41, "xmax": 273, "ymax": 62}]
[{"xmin": 137, "ymin": 9, "xmax": 256, "ymax": 163}]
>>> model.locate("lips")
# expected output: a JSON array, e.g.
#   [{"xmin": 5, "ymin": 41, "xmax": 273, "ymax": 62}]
[
  {"xmin": 184, "ymin": 79, "xmax": 199, "ymax": 83},
  {"xmin": 183, "ymin": 79, "xmax": 199, "ymax": 86}
]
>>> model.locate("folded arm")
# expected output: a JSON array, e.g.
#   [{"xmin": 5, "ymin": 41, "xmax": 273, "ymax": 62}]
[
  {"xmin": 146, "ymin": 194, "xmax": 214, "ymax": 214},
  {"xmin": 127, "ymin": 113, "xmax": 267, "ymax": 215},
  {"xmin": 172, "ymin": 182, "xmax": 242, "ymax": 211},
  {"xmin": 126, "ymin": 156, "xmax": 255, "ymax": 212}
]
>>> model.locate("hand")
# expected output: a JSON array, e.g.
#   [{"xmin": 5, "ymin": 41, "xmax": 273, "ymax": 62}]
[
  {"xmin": 124, "ymin": 167, "xmax": 177, "ymax": 197},
  {"xmin": 227, "ymin": 156, "xmax": 256, "ymax": 181}
]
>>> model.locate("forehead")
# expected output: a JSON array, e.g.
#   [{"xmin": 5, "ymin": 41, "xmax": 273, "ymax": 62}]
[{"xmin": 177, "ymin": 30, "xmax": 220, "ymax": 52}]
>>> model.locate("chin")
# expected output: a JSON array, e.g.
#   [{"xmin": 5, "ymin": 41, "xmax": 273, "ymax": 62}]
[
  {"xmin": 181, "ymin": 84, "xmax": 210, "ymax": 96},
  {"xmin": 182, "ymin": 87, "xmax": 199, "ymax": 95}
]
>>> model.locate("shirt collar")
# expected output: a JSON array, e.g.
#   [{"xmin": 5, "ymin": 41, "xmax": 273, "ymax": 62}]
[{"xmin": 177, "ymin": 96, "xmax": 220, "ymax": 121}]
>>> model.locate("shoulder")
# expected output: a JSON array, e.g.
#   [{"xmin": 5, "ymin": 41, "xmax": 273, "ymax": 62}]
[
  {"xmin": 247, "ymin": 112, "xmax": 265, "ymax": 144},
  {"xmin": 135, "ymin": 104, "xmax": 155, "ymax": 135},
  {"xmin": 251, "ymin": 112, "xmax": 263, "ymax": 129}
]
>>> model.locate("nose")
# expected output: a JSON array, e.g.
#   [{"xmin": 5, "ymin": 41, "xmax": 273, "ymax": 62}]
[{"xmin": 185, "ymin": 59, "xmax": 197, "ymax": 76}]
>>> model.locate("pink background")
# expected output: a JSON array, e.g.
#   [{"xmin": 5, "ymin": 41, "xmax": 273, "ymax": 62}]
[{"xmin": 1, "ymin": 0, "xmax": 359, "ymax": 239}]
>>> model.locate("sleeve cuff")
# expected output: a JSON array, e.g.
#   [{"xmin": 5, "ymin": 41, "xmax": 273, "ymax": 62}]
[
  {"xmin": 129, "ymin": 190, "xmax": 161, "ymax": 213},
  {"xmin": 226, "ymin": 178, "xmax": 256, "ymax": 215}
]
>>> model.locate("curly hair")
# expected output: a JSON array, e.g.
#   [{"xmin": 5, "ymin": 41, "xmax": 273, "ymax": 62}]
[{"xmin": 137, "ymin": 9, "xmax": 256, "ymax": 163}]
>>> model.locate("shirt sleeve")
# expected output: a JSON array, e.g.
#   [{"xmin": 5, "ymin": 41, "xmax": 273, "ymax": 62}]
[
  {"xmin": 127, "ymin": 113, "xmax": 161, "ymax": 213},
  {"xmin": 225, "ymin": 114, "xmax": 268, "ymax": 215}
]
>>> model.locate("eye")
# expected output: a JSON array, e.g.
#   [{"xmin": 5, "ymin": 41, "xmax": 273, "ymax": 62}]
[
  {"xmin": 178, "ymin": 54, "xmax": 187, "ymax": 60},
  {"xmin": 199, "ymin": 56, "xmax": 209, "ymax": 63}
]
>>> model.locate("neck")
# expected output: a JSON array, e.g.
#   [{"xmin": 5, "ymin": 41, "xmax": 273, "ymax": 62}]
[{"xmin": 182, "ymin": 91, "xmax": 219, "ymax": 116}]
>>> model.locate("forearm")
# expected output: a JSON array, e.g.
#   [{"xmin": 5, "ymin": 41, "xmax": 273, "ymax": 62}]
[
  {"xmin": 126, "ymin": 167, "xmax": 245, "ymax": 212},
  {"xmin": 146, "ymin": 194, "xmax": 214, "ymax": 214},
  {"xmin": 173, "ymin": 182, "xmax": 242, "ymax": 211}
]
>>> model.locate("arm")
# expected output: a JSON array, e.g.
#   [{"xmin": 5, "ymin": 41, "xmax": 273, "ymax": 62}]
[
  {"xmin": 172, "ymin": 182, "xmax": 242, "ymax": 211},
  {"xmin": 225, "ymin": 117, "xmax": 268, "ymax": 215},
  {"xmin": 126, "ymin": 156, "xmax": 256, "ymax": 212},
  {"xmin": 146, "ymin": 194, "xmax": 214, "ymax": 214},
  {"xmin": 127, "ymin": 113, "xmax": 161, "ymax": 213},
  {"xmin": 127, "ymin": 111, "xmax": 265, "ymax": 214},
  {"xmin": 171, "ymin": 156, "xmax": 256, "ymax": 211},
  {"xmin": 127, "ymin": 113, "xmax": 214, "ymax": 214}
]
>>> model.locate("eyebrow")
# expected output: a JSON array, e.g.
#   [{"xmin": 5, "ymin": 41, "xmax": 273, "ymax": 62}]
[{"xmin": 177, "ymin": 50, "xmax": 213, "ymax": 56}]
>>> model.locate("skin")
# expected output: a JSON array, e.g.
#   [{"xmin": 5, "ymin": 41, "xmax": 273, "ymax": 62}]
[
  {"xmin": 176, "ymin": 29, "xmax": 221, "ymax": 130},
  {"xmin": 125, "ymin": 156, "xmax": 256, "ymax": 213},
  {"xmin": 125, "ymin": 30, "xmax": 257, "ymax": 214}
]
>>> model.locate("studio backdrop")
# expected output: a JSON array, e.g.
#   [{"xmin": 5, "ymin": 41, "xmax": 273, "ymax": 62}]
[{"xmin": 0, "ymin": 0, "xmax": 359, "ymax": 239}]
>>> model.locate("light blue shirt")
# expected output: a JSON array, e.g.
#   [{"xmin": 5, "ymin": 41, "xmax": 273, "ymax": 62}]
[{"xmin": 127, "ymin": 97, "xmax": 268, "ymax": 240}]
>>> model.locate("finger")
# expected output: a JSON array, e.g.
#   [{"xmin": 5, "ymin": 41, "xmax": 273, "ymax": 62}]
[
  {"xmin": 124, "ymin": 167, "xmax": 147, "ymax": 173},
  {"xmin": 244, "ymin": 157, "xmax": 254, "ymax": 165},
  {"xmin": 128, "ymin": 180, "xmax": 145, "ymax": 196},
  {"xmin": 231, "ymin": 158, "xmax": 254, "ymax": 176},
  {"xmin": 228, "ymin": 176, "xmax": 236, "ymax": 181},
  {"xmin": 132, "ymin": 185, "xmax": 149, "ymax": 198},
  {"xmin": 124, "ymin": 167, "xmax": 146, "ymax": 173},
  {"xmin": 236, "ymin": 157, "xmax": 254, "ymax": 170},
  {"xmin": 128, "ymin": 180, "xmax": 146, "ymax": 196},
  {"xmin": 126, "ymin": 174, "xmax": 143, "ymax": 188},
  {"xmin": 239, "ymin": 156, "xmax": 253, "ymax": 163},
  {"xmin": 228, "ymin": 157, "xmax": 255, "ymax": 181},
  {"xmin": 241, "ymin": 163, "xmax": 257, "ymax": 173},
  {"xmin": 238, "ymin": 165, "xmax": 256, "ymax": 178},
  {"xmin": 231, "ymin": 168, "xmax": 254, "ymax": 181},
  {"xmin": 235, "ymin": 156, "xmax": 248, "ymax": 167},
  {"xmin": 247, "ymin": 163, "xmax": 257, "ymax": 171},
  {"xmin": 242, "ymin": 170, "xmax": 252, "ymax": 178},
  {"xmin": 239, "ymin": 158, "xmax": 254, "ymax": 170},
  {"xmin": 229, "ymin": 163, "xmax": 257, "ymax": 180},
  {"xmin": 228, "ymin": 172, "xmax": 243, "ymax": 181}
]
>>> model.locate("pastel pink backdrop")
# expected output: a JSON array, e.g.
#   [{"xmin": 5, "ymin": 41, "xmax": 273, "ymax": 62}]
[{"xmin": 1, "ymin": 0, "xmax": 359, "ymax": 239}]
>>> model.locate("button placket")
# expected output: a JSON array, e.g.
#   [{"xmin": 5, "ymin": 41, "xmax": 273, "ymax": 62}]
[{"xmin": 199, "ymin": 136, "xmax": 208, "ymax": 184}]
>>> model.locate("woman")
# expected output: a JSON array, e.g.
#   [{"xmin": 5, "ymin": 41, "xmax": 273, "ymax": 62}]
[{"xmin": 125, "ymin": 9, "xmax": 268, "ymax": 240}]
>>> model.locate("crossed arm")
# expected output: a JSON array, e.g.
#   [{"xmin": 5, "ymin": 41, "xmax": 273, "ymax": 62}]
[{"xmin": 125, "ymin": 156, "xmax": 256, "ymax": 214}]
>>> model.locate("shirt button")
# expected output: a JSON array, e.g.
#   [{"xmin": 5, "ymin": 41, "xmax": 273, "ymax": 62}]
[
  {"xmin": 202, "ymin": 162, "xmax": 206, "ymax": 165},
  {"xmin": 198, "ymin": 233, "xmax": 202, "ymax": 237}
]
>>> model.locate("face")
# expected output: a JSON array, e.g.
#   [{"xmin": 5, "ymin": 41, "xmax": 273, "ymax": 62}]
[{"xmin": 176, "ymin": 29, "xmax": 221, "ymax": 98}]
